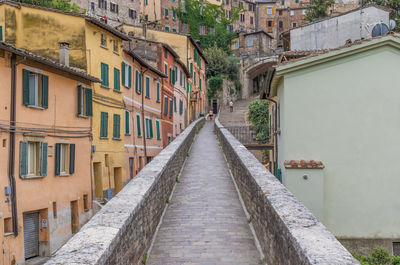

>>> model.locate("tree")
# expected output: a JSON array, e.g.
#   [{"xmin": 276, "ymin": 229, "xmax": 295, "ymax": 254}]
[
  {"xmin": 16, "ymin": 0, "xmax": 82, "ymax": 13},
  {"xmin": 364, "ymin": 0, "xmax": 400, "ymax": 32},
  {"xmin": 175, "ymin": 0, "xmax": 242, "ymax": 53},
  {"xmin": 305, "ymin": 0, "xmax": 334, "ymax": 22},
  {"xmin": 204, "ymin": 44, "xmax": 230, "ymax": 78}
]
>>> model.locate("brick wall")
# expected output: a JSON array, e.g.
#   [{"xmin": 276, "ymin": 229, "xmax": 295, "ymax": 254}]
[
  {"xmin": 45, "ymin": 118, "xmax": 205, "ymax": 265},
  {"xmin": 214, "ymin": 118, "xmax": 360, "ymax": 265}
]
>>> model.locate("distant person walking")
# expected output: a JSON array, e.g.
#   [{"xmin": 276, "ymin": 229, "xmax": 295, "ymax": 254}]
[
  {"xmin": 229, "ymin": 100, "xmax": 234, "ymax": 113},
  {"xmin": 209, "ymin": 110, "xmax": 214, "ymax": 120}
]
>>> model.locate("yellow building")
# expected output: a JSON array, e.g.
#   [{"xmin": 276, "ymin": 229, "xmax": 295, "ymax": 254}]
[
  {"xmin": 121, "ymin": 24, "xmax": 207, "ymax": 123},
  {"xmin": 0, "ymin": 2, "xmax": 130, "ymax": 200}
]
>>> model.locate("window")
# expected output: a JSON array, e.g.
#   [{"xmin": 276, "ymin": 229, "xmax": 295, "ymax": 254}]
[
  {"xmin": 164, "ymin": 49, "xmax": 168, "ymax": 59},
  {"xmin": 165, "ymin": 26, "xmax": 170, "ymax": 32},
  {"xmin": 266, "ymin": 7, "xmax": 273, "ymax": 15},
  {"xmin": 145, "ymin": 0, "xmax": 147, "ymax": 5},
  {"xmin": 135, "ymin": 70, "xmax": 141, "ymax": 94},
  {"xmin": 199, "ymin": 25, "xmax": 206, "ymax": 35},
  {"xmin": 250, "ymin": 16, "xmax": 254, "ymax": 25},
  {"xmin": 98, "ymin": 0, "xmax": 107, "ymax": 9},
  {"xmin": 194, "ymin": 72, "xmax": 196, "ymax": 86},
  {"xmin": 279, "ymin": 10, "xmax": 282, "ymax": 15},
  {"xmin": 19, "ymin": 141, "xmax": 47, "ymax": 178},
  {"xmin": 281, "ymin": 0, "xmax": 284, "ymax": 4},
  {"xmin": 248, "ymin": 37, "xmax": 253, "ymax": 47},
  {"xmin": 172, "ymin": 28, "xmax": 177, "ymax": 33},
  {"xmin": 100, "ymin": 112, "xmax": 108, "ymax": 138},
  {"xmin": 55, "ymin": 143, "xmax": 75, "ymax": 175},
  {"xmin": 292, "ymin": 22, "xmax": 297, "ymax": 28},
  {"xmin": 173, "ymin": 10, "xmax": 177, "ymax": 20},
  {"xmin": 268, "ymin": 20, "xmax": 273, "ymax": 27},
  {"xmin": 121, "ymin": 62, "xmax": 132, "ymax": 88},
  {"xmin": 129, "ymin": 9, "xmax": 136, "ymax": 19},
  {"xmin": 77, "ymin": 85, "xmax": 93, "ymax": 117},
  {"xmin": 136, "ymin": 114, "xmax": 141, "ymax": 136},
  {"xmin": 182, "ymin": 23, "xmax": 188, "ymax": 33},
  {"xmin": 226, "ymin": 10, "xmax": 230, "ymax": 19},
  {"xmin": 113, "ymin": 40, "xmax": 118, "ymax": 53},
  {"xmin": 240, "ymin": 13, "xmax": 245, "ymax": 22},
  {"xmin": 90, "ymin": 2, "xmax": 95, "ymax": 11},
  {"xmin": 110, "ymin": 2, "xmax": 118, "ymax": 13},
  {"xmin": 200, "ymin": 78, "xmax": 202, "ymax": 91},
  {"xmin": 209, "ymin": 27, "xmax": 215, "ymax": 34},
  {"xmin": 302, "ymin": 9, "xmax": 307, "ymax": 15},
  {"xmin": 156, "ymin": 82, "xmax": 160, "ymax": 102},
  {"xmin": 227, "ymin": 24, "xmax": 233, "ymax": 32},
  {"xmin": 114, "ymin": 68, "xmax": 120, "ymax": 91},
  {"xmin": 113, "ymin": 114, "xmax": 120, "ymax": 139},
  {"xmin": 393, "ymin": 242, "xmax": 400, "ymax": 256},
  {"xmin": 164, "ymin": 96, "xmax": 168, "ymax": 115},
  {"xmin": 125, "ymin": 110, "xmax": 130, "ymax": 135},
  {"xmin": 290, "ymin": 10, "xmax": 294, "ymax": 16},
  {"xmin": 279, "ymin": 20, "xmax": 283, "ymax": 29},
  {"xmin": 174, "ymin": 96, "xmax": 177, "ymax": 113},
  {"xmin": 4, "ymin": 218, "xmax": 12, "ymax": 234},
  {"xmin": 83, "ymin": 195, "xmax": 89, "ymax": 211},
  {"xmin": 164, "ymin": 8, "xmax": 169, "ymax": 18},
  {"xmin": 174, "ymin": 66, "xmax": 178, "ymax": 84},
  {"xmin": 169, "ymin": 99, "xmax": 173, "ymax": 117},
  {"xmin": 164, "ymin": 63, "xmax": 168, "ymax": 80},
  {"xmin": 101, "ymin": 33, "xmax": 107, "ymax": 47},
  {"xmin": 179, "ymin": 100, "xmax": 183, "ymax": 115},
  {"xmin": 22, "ymin": 70, "xmax": 48, "ymax": 109},
  {"xmin": 156, "ymin": 120, "xmax": 161, "ymax": 140},
  {"xmin": 179, "ymin": 70, "xmax": 183, "ymax": 86},
  {"xmin": 145, "ymin": 118, "xmax": 153, "ymax": 138},
  {"xmin": 100, "ymin": 63, "xmax": 109, "ymax": 87},
  {"xmin": 234, "ymin": 40, "xmax": 239, "ymax": 49},
  {"xmin": 145, "ymin": 76, "xmax": 150, "ymax": 98}
]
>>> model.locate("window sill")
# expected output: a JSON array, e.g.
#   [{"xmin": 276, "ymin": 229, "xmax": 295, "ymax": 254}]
[
  {"xmin": 60, "ymin": 173, "xmax": 70, "ymax": 177},
  {"xmin": 84, "ymin": 208, "xmax": 90, "ymax": 212},
  {"xmin": 113, "ymin": 89, "xmax": 122, "ymax": 93},
  {"xmin": 125, "ymin": 133, "xmax": 131, "ymax": 136},
  {"xmin": 27, "ymin": 105, "xmax": 45, "ymax": 110},
  {"xmin": 113, "ymin": 51, "xmax": 120, "ymax": 56},
  {"xmin": 145, "ymin": 96, "xmax": 150, "ymax": 99},
  {"xmin": 4, "ymin": 232, "xmax": 14, "ymax": 237},
  {"xmin": 22, "ymin": 175, "xmax": 45, "ymax": 179},
  {"xmin": 101, "ymin": 85, "xmax": 110, "ymax": 89},
  {"xmin": 123, "ymin": 85, "xmax": 131, "ymax": 89},
  {"xmin": 136, "ymin": 91, "xmax": 142, "ymax": 95},
  {"xmin": 100, "ymin": 137, "xmax": 108, "ymax": 140},
  {"xmin": 113, "ymin": 137, "xmax": 121, "ymax": 141},
  {"xmin": 100, "ymin": 45, "xmax": 109, "ymax": 50},
  {"xmin": 78, "ymin": 114, "xmax": 89, "ymax": 119}
]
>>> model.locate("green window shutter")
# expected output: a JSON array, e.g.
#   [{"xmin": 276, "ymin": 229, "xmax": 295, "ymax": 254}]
[
  {"xmin": 101, "ymin": 63, "xmax": 105, "ymax": 86},
  {"xmin": 174, "ymin": 96, "xmax": 177, "ymax": 112},
  {"xmin": 180, "ymin": 100, "xmax": 183, "ymax": 115},
  {"xmin": 172, "ymin": 69, "xmax": 175, "ymax": 85},
  {"xmin": 22, "ymin": 69, "xmax": 30, "ymax": 106},
  {"xmin": 121, "ymin": 62, "xmax": 126, "ymax": 86},
  {"xmin": 114, "ymin": 68, "xmax": 120, "ymax": 91},
  {"xmin": 100, "ymin": 112, "xmax": 108, "ymax": 138},
  {"xmin": 55, "ymin": 143, "xmax": 61, "ymax": 176},
  {"xmin": 136, "ymin": 115, "xmax": 141, "ymax": 136},
  {"xmin": 156, "ymin": 120, "xmax": 160, "ymax": 139},
  {"xmin": 135, "ymin": 71, "xmax": 139, "ymax": 92},
  {"xmin": 128, "ymin": 65, "xmax": 132, "ymax": 88},
  {"xmin": 40, "ymin": 142, "xmax": 48, "ymax": 177},
  {"xmin": 139, "ymin": 72, "xmax": 142, "ymax": 93},
  {"xmin": 149, "ymin": 119, "xmax": 153, "ymax": 138},
  {"xmin": 125, "ymin": 110, "xmax": 130, "ymax": 134},
  {"xmin": 41, "ymin": 75, "xmax": 48, "ymax": 108},
  {"xmin": 69, "ymin": 144, "xmax": 75, "ymax": 174},
  {"xmin": 145, "ymin": 119, "xmax": 148, "ymax": 138},
  {"xmin": 105, "ymin": 64, "xmax": 109, "ymax": 87},
  {"xmin": 156, "ymin": 83, "xmax": 160, "ymax": 102},
  {"xmin": 169, "ymin": 68, "xmax": 172, "ymax": 84},
  {"xmin": 113, "ymin": 114, "xmax": 120, "ymax": 139},
  {"xmin": 169, "ymin": 99, "xmax": 173, "ymax": 117},
  {"xmin": 164, "ymin": 97, "xmax": 168, "ymax": 115},
  {"xmin": 19, "ymin": 141, "xmax": 28, "ymax": 178},
  {"xmin": 0, "ymin": 26, "xmax": 2, "ymax": 41},
  {"xmin": 78, "ymin": 85, "xmax": 83, "ymax": 115},
  {"xmin": 86, "ymin": 88, "xmax": 93, "ymax": 116},
  {"xmin": 145, "ymin": 77, "xmax": 150, "ymax": 98},
  {"xmin": 200, "ymin": 78, "xmax": 202, "ymax": 91},
  {"xmin": 164, "ymin": 49, "xmax": 167, "ymax": 58},
  {"xmin": 165, "ymin": 64, "xmax": 168, "ymax": 80},
  {"xmin": 190, "ymin": 63, "xmax": 193, "ymax": 77}
]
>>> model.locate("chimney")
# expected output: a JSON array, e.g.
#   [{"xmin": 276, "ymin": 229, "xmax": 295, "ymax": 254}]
[{"xmin": 59, "ymin": 42, "xmax": 70, "ymax": 67}]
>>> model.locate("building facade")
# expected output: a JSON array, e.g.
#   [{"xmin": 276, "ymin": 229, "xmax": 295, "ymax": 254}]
[
  {"xmin": 173, "ymin": 59, "xmax": 190, "ymax": 137},
  {"xmin": 0, "ymin": 42, "xmax": 98, "ymax": 264},
  {"xmin": 232, "ymin": 30, "xmax": 273, "ymax": 57},
  {"xmin": 123, "ymin": 50, "xmax": 165, "ymax": 179},
  {"xmin": 266, "ymin": 35, "xmax": 400, "ymax": 255}
]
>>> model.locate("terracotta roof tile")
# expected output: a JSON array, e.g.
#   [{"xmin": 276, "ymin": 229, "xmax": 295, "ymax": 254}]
[{"xmin": 284, "ymin": 160, "xmax": 325, "ymax": 169}]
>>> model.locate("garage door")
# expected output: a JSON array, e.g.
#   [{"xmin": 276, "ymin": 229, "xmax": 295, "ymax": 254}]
[{"xmin": 23, "ymin": 211, "xmax": 39, "ymax": 259}]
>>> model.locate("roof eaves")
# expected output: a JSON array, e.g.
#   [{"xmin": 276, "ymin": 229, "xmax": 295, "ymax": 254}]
[
  {"xmin": 125, "ymin": 49, "xmax": 167, "ymax": 78},
  {"xmin": 176, "ymin": 58, "xmax": 191, "ymax": 77},
  {"xmin": 85, "ymin": 17, "xmax": 130, "ymax": 40}
]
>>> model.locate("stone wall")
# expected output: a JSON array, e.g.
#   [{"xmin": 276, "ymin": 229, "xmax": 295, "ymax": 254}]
[
  {"xmin": 214, "ymin": 118, "xmax": 360, "ymax": 265},
  {"xmin": 45, "ymin": 118, "xmax": 205, "ymax": 265}
]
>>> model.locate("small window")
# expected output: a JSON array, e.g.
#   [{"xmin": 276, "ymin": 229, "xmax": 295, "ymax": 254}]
[
  {"xmin": 83, "ymin": 195, "xmax": 89, "ymax": 211},
  {"xmin": 156, "ymin": 120, "xmax": 161, "ymax": 140},
  {"xmin": 266, "ymin": 7, "xmax": 273, "ymax": 15},
  {"xmin": 165, "ymin": 26, "xmax": 170, "ymax": 32},
  {"xmin": 90, "ymin": 2, "xmax": 95, "ymax": 11},
  {"xmin": 290, "ymin": 10, "xmax": 294, "ymax": 16},
  {"xmin": 100, "ymin": 63, "xmax": 109, "ymax": 87},
  {"xmin": 122, "ymin": 62, "xmax": 131, "ymax": 88},
  {"xmin": 164, "ymin": 96, "xmax": 168, "ymax": 115},
  {"xmin": 145, "ymin": 76, "xmax": 150, "ymax": 98},
  {"xmin": 393, "ymin": 242, "xmax": 400, "ymax": 256},
  {"xmin": 235, "ymin": 40, "xmax": 239, "ymax": 49},
  {"xmin": 110, "ymin": 2, "xmax": 118, "ymax": 13},
  {"xmin": 129, "ymin": 9, "xmax": 137, "ymax": 19},
  {"xmin": 22, "ymin": 70, "xmax": 48, "ymax": 109},
  {"xmin": 169, "ymin": 99, "xmax": 173, "ymax": 117},
  {"xmin": 59, "ymin": 144, "xmax": 69, "ymax": 174},
  {"xmin": 113, "ymin": 114, "xmax": 121, "ymax": 139},
  {"xmin": 268, "ymin": 20, "xmax": 273, "ymax": 27},
  {"xmin": 101, "ymin": 33, "xmax": 107, "ymax": 47},
  {"xmin": 292, "ymin": 22, "xmax": 297, "ymax": 28},
  {"xmin": 125, "ymin": 110, "xmax": 130, "ymax": 135},
  {"xmin": 279, "ymin": 20, "xmax": 283, "ymax": 29},
  {"xmin": 156, "ymin": 82, "xmax": 160, "ymax": 102},
  {"xmin": 53, "ymin": 202, "xmax": 57, "ymax": 218},
  {"xmin": 136, "ymin": 114, "xmax": 141, "ymax": 137},
  {"xmin": 145, "ymin": 118, "xmax": 153, "ymax": 138},
  {"xmin": 248, "ymin": 37, "xmax": 253, "ymax": 47},
  {"xmin": 28, "ymin": 142, "xmax": 40, "ymax": 176},
  {"xmin": 113, "ymin": 40, "xmax": 118, "ymax": 53},
  {"xmin": 135, "ymin": 70, "xmax": 141, "ymax": 94},
  {"xmin": 78, "ymin": 85, "xmax": 93, "ymax": 117},
  {"xmin": 19, "ymin": 141, "xmax": 48, "ymax": 178},
  {"xmin": 4, "ymin": 217, "xmax": 12, "ymax": 234},
  {"xmin": 302, "ymin": 9, "xmax": 307, "ymax": 15},
  {"xmin": 164, "ymin": 8, "xmax": 169, "ymax": 18}
]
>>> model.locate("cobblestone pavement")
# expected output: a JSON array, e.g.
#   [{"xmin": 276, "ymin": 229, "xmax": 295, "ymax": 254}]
[{"xmin": 147, "ymin": 121, "xmax": 261, "ymax": 265}]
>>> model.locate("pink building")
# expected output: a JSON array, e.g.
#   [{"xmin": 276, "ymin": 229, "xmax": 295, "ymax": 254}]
[{"xmin": 173, "ymin": 59, "xmax": 190, "ymax": 138}]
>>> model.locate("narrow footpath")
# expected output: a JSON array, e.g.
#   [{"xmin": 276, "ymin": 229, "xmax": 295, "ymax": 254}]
[{"xmin": 147, "ymin": 121, "xmax": 260, "ymax": 265}]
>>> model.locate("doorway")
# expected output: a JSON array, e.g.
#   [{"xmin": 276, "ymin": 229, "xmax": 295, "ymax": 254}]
[
  {"xmin": 129, "ymin": 157, "xmax": 134, "ymax": 179},
  {"xmin": 212, "ymin": 99, "xmax": 218, "ymax": 114},
  {"xmin": 114, "ymin": 167, "xmax": 122, "ymax": 194},
  {"xmin": 93, "ymin": 162, "xmax": 103, "ymax": 198},
  {"xmin": 23, "ymin": 211, "xmax": 40, "ymax": 259},
  {"xmin": 70, "ymin": 200, "xmax": 79, "ymax": 234}
]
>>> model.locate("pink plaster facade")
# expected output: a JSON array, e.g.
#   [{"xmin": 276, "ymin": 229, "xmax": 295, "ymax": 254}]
[{"xmin": 173, "ymin": 60, "xmax": 190, "ymax": 138}]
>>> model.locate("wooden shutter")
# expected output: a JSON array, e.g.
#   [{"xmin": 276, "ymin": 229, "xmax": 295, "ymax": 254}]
[
  {"xmin": 149, "ymin": 119, "xmax": 153, "ymax": 138},
  {"xmin": 23, "ymin": 69, "xmax": 30, "ymax": 106},
  {"xmin": 105, "ymin": 64, "xmax": 109, "ymax": 87},
  {"xmin": 86, "ymin": 88, "xmax": 93, "ymax": 116},
  {"xmin": 69, "ymin": 144, "xmax": 75, "ymax": 174},
  {"xmin": 169, "ymin": 99, "xmax": 173, "ymax": 117},
  {"xmin": 113, "ymin": 114, "xmax": 120, "ymax": 139},
  {"xmin": 156, "ymin": 120, "xmax": 160, "ymax": 139},
  {"xmin": 101, "ymin": 63, "xmax": 105, "ymax": 86},
  {"xmin": 55, "ymin": 143, "xmax": 61, "ymax": 176},
  {"xmin": 0, "ymin": 26, "xmax": 2, "ymax": 41},
  {"xmin": 41, "ymin": 75, "xmax": 48, "ymax": 109},
  {"xmin": 125, "ymin": 110, "xmax": 130, "ymax": 135},
  {"xmin": 128, "ymin": 66, "xmax": 132, "ymax": 88},
  {"xmin": 114, "ymin": 68, "xmax": 120, "ymax": 91},
  {"xmin": 136, "ymin": 115, "xmax": 141, "ymax": 136},
  {"xmin": 156, "ymin": 83, "xmax": 160, "ymax": 102},
  {"xmin": 78, "ymin": 86, "xmax": 83, "ymax": 115},
  {"xmin": 19, "ymin": 141, "xmax": 28, "ymax": 178},
  {"xmin": 174, "ymin": 97, "xmax": 176, "ymax": 112},
  {"xmin": 164, "ymin": 97, "xmax": 168, "ymax": 115},
  {"xmin": 40, "ymin": 142, "xmax": 48, "ymax": 177},
  {"xmin": 121, "ymin": 62, "xmax": 125, "ymax": 86}
]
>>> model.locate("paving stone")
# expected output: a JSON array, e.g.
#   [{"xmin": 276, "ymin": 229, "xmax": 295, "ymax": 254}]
[{"xmin": 147, "ymin": 121, "xmax": 261, "ymax": 265}]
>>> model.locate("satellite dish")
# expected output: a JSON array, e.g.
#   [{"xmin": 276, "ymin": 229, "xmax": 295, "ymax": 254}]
[
  {"xmin": 371, "ymin": 23, "xmax": 389, "ymax": 37},
  {"xmin": 390, "ymin": 19, "xmax": 397, "ymax": 30}
]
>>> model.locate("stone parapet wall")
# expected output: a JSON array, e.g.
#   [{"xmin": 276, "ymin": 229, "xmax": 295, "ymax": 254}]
[
  {"xmin": 214, "ymin": 118, "xmax": 360, "ymax": 265},
  {"xmin": 45, "ymin": 118, "xmax": 205, "ymax": 265}
]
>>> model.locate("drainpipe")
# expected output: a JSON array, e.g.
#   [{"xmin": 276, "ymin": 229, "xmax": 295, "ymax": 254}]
[
  {"xmin": 141, "ymin": 67, "xmax": 148, "ymax": 161},
  {"xmin": 266, "ymin": 97, "xmax": 278, "ymax": 176},
  {"xmin": 8, "ymin": 53, "xmax": 19, "ymax": 236}
]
